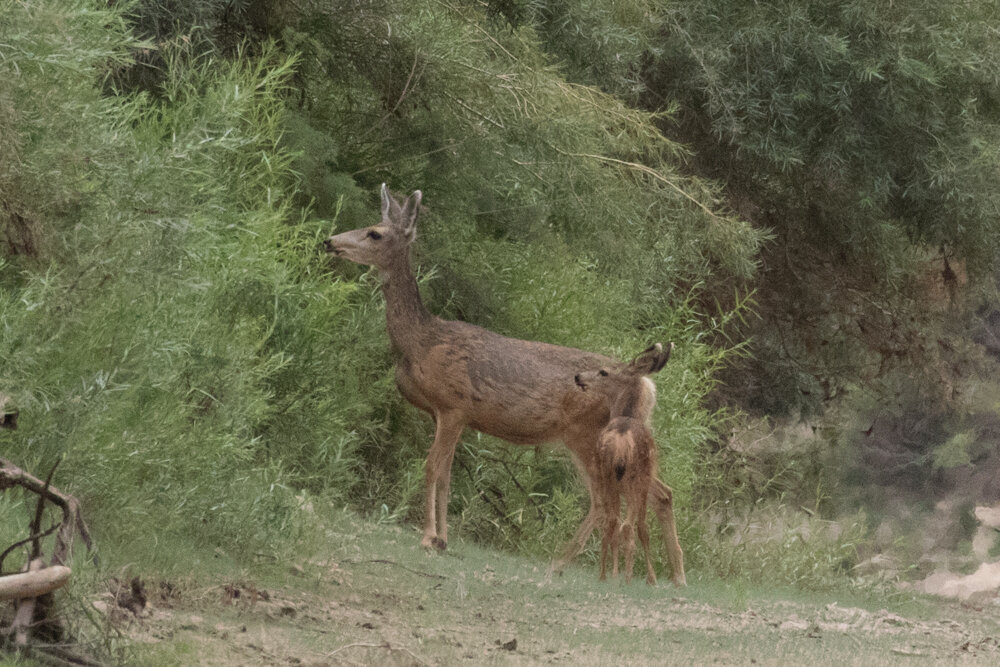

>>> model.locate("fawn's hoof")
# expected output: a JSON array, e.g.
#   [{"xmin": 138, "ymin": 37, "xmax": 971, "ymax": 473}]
[{"xmin": 422, "ymin": 535, "xmax": 447, "ymax": 551}]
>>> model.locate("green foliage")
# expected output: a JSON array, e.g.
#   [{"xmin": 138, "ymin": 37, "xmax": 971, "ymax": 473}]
[
  {"xmin": 0, "ymin": 3, "xmax": 377, "ymax": 561},
  {"xmin": 933, "ymin": 430, "xmax": 976, "ymax": 470},
  {"xmin": 641, "ymin": 0, "xmax": 1000, "ymax": 421},
  {"xmin": 529, "ymin": 0, "xmax": 660, "ymax": 97},
  {"xmin": 651, "ymin": 0, "xmax": 1000, "ymax": 254},
  {"xmin": 693, "ymin": 501, "xmax": 868, "ymax": 590}
]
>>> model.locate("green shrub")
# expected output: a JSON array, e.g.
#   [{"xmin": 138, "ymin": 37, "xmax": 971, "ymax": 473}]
[{"xmin": 2, "ymin": 0, "xmax": 777, "ymax": 582}]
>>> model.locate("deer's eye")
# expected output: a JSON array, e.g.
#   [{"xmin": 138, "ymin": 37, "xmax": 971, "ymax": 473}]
[
  {"xmin": 367, "ymin": 230, "xmax": 383, "ymax": 240},
  {"xmin": 598, "ymin": 369, "xmax": 609, "ymax": 377}
]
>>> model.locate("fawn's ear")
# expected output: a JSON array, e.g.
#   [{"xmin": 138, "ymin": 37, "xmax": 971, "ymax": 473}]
[
  {"xmin": 400, "ymin": 190, "xmax": 422, "ymax": 241},
  {"xmin": 651, "ymin": 342, "xmax": 674, "ymax": 373},
  {"xmin": 627, "ymin": 342, "xmax": 672, "ymax": 376}
]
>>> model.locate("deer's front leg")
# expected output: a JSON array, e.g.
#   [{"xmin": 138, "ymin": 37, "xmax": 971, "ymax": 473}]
[
  {"xmin": 422, "ymin": 412, "xmax": 464, "ymax": 551},
  {"xmin": 550, "ymin": 447, "xmax": 604, "ymax": 572}
]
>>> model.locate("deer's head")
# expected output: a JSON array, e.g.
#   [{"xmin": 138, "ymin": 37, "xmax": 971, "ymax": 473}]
[
  {"xmin": 324, "ymin": 184, "xmax": 422, "ymax": 270},
  {"xmin": 573, "ymin": 343, "xmax": 673, "ymax": 419},
  {"xmin": 574, "ymin": 343, "xmax": 673, "ymax": 391}
]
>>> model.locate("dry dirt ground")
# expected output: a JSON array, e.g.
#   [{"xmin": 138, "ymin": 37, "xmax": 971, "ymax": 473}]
[{"xmin": 93, "ymin": 514, "xmax": 1000, "ymax": 667}]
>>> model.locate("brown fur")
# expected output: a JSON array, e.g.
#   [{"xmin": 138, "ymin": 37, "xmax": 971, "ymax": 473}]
[
  {"xmin": 596, "ymin": 418, "xmax": 656, "ymax": 584},
  {"xmin": 325, "ymin": 186, "xmax": 685, "ymax": 585},
  {"xmin": 575, "ymin": 344, "xmax": 674, "ymax": 585}
]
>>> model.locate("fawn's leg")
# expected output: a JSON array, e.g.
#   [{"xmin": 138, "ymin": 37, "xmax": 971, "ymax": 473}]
[
  {"xmin": 600, "ymin": 482, "xmax": 619, "ymax": 581},
  {"xmin": 636, "ymin": 495, "xmax": 656, "ymax": 585},
  {"xmin": 620, "ymin": 518, "xmax": 635, "ymax": 583},
  {"xmin": 600, "ymin": 509, "xmax": 618, "ymax": 581}
]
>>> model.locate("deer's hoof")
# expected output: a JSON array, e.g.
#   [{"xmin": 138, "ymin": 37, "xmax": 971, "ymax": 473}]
[{"xmin": 432, "ymin": 536, "xmax": 447, "ymax": 551}]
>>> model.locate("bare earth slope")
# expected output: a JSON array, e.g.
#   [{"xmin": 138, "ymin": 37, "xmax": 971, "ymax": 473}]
[{"xmin": 120, "ymin": 511, "xmax": 1000, "ymax": 666}]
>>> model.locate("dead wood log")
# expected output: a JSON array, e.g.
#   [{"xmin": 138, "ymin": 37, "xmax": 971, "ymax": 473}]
[
  {"xmin": 11, "ymin": 558, "xmax": 43, "ymax": 648},
  {"xmin": 1, "ymin": 457, "xmax": 96, "ymax": 660},
  {"xmin": 0, "ymin": 458, "xmax": 94, "ymax": 567},
  {"xmin": 0, "ymin": 564, "xmax": 72, "ymax": 601}
]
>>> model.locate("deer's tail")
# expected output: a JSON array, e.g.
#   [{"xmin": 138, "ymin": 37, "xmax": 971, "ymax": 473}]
[{"xmin": 609, "ymin": 431, "xmax": 637, "ymax": 482}]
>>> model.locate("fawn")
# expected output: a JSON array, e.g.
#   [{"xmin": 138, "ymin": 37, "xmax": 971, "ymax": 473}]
[{"xmin": 574, "ymin": 343, "xmax": 673, "ymax": 584}]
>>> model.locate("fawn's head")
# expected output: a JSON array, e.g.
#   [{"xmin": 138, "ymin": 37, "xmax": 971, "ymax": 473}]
[
  {"xmin": 574, "ymin": 343, "xmax": 673, "ymax": 419},
  {"xmin": 324, "ymin": 184, "xmax": 421, "ymax": 270}
]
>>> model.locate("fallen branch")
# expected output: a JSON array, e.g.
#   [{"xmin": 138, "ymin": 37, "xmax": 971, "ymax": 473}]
[
  {"xmin": 0, "ymin": 523, "xmax": 60, "ymax": 575},
  {"xmin": 0, "ymin": 458, "xmax": 95, "ymax": 567},
  {"xmin": 1, "ymin": 457, "xmax": 96, "ymax": 663},
  {"xmin": 0, "ymin": 564, "xmax": 72, "ymax": 601},
  {"xmin": 11, "ymin": 558, "xmax": 44, "ymax": 648}
]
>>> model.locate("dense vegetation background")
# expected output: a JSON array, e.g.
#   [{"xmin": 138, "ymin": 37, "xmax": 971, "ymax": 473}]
[{"xmin": 2, "ymin": 0, "xmax": 999, "ymax": 592}]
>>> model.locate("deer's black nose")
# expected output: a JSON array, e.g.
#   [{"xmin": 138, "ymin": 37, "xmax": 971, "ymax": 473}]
[{"xmin": 323, "ymin": 238, "xmax": 335, "ymax": 252}]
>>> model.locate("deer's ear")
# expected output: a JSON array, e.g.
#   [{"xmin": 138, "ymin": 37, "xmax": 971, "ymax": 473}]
[
  {"xmin": 381, "ymin": 183, "xmax": 399, "ymax": 222},
  {"xmin": 400, "ymin": 190, "xmax": 422, "ymax": 241},
  {"xmin": 650, "ymin": 342, "xmax": 674, "ymax": 373}
]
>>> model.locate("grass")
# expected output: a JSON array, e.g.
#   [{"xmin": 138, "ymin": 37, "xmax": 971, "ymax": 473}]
[{"xmin": 110, "ymin": 504, "xmax": 1000, "ymax": 666}]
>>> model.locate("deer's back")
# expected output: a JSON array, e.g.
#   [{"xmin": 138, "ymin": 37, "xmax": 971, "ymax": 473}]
[{"xmin": 394, "ymin": 317, "xmax": 613, "ymax": 444}]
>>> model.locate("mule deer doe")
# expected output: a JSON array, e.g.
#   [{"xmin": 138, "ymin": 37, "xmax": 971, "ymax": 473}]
[
  {"xmin": 324, "ymin": 185, "xmax": 685, "ymax": 585},
  {"xmin": 574, "ymin": 343, "xmax": 672, "ymax": 585}
]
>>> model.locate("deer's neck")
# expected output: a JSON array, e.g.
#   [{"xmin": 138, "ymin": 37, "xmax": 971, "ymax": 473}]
[
  {"xmin": 380, "ymin": 252, "xmax": 433, "ymax": 356},
  {"xmin": 612, "ymin": 390, "xmax": 641, "ymax": 420}
]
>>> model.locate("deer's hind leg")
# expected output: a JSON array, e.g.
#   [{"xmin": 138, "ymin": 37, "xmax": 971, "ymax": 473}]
[
  {"xmin": 422, "ymin": 411, "xmax": 464, "ymax": 551},
  {"xmin": 648, "ymin": 477, "xmax": 685, "ymax": 586},
  {"xmin": 550, "ymin": 447, "xmax": 602, "ymax": 573}
]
